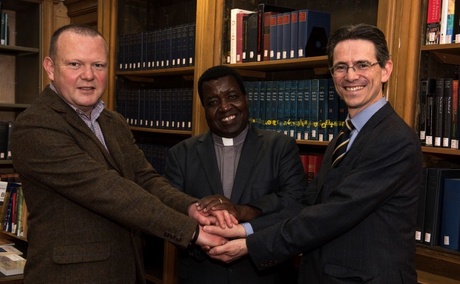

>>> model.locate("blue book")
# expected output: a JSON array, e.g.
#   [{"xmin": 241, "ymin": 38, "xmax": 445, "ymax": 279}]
[
  {"xmin": 303, "ymin": 79, "xmax": 312, "ymax": 140},
  {"xmin": 297, "ymin": 9, "xmax": 331, "ymax": 57},
  {"xmin": 327, "ymin": 78, "xmax": 340, "ymax": 140},
  {"xmin": 276, "ymin": 14, "xmax": 284, "ymax": 60},
  {"xmin": 270, "ymin": 81, "xmax": 279, "ymax": 132},
  {"xmin": 310, "ymin": 79, "xmax": 319, "ymax": 140},
  {"xmin": 283, "ymin": 80, "xmax": 291, "ymax": 135},
  {"xmin": 185, "ymin": 89, "xmax": 193, "ymax": 130},
  {"xmin": 296, "ymin": 80, "xmax": 306, "ymax": 140},
  {"xmin": 281, "ymin": 12, "xmax": 291, "ymax": 60},
  {"xmin": 264, "ymin": 81, "xmax": 275, "ymax": 131},
  {"xmin": 440, "ymin": 178, "xmax": 460, "ymax": 251},
  {"xmin": 269, "ymin": 14, "xmax": 278, "ymax": 60},
  {"xmin": 277, "ymin": 81, "xmax": 285, "ymax": 133},
  {"xmin": 318, "ymin": 79, "xmax": 328, "ymax": 141},
  {"xmin": 252, "ymin": 81, "xmax": 261, "ymax": 128},
  {"xmin": 245, "ymin": 81, "xmax": 255, "ymax": 124},
  {"xmin": 416, "ymin": 168, "xmax": 428, "ymax": 243},
  {"xmin": 259, "ymin": 81, "xmax": 267, "ymax": 129},
  {"xmin": 289, "ymin": 80, "xmax": 298, "ymax": 138},
  {"xmin": 290, "ymin": 10, "xmax": 299, "ymax": 59}
]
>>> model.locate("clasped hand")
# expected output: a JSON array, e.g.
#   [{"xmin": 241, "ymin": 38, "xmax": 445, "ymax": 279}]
[{"xmin": 188, "ymin": 195, "xmax": 250, "ymax": 263}]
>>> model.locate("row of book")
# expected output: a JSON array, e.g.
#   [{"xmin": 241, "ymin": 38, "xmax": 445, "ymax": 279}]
[
  {"xmin": 245, "ymin": 79, "xmax": 347, "ymax": 141},
  {"xmin": 137, "ymin": 143, "xmax": 169, "ymax": 176},
  {"xmin": 229, "ymin": 4, "xmax": 330, "ymax": 63},
  {"xmin": 116, "ymin": 88, "xmax": 193, "ymax": 131},
  {"xmin": 416, "ymin": 168, "xmax": 460, "ymax": 252},
  {"xmin": 0, "ymin": 180, "xmax": 27, "ymax": 239},
  {"xmin": 118, "ymin": 22, "xmax": 195, "ymax": 71},
  {"xmin": 425, "ymin": 0, "xmax": 460, "ymax": 44},
  {"xmin": 418, "ymin": 78, "xmax": 460, "ymax": 149}
]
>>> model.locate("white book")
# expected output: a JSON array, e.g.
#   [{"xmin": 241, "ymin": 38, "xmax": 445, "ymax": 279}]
[
  {"xmin": 0, "ymin": 245, "xmax": 22, "ymax": 256},
  {"xmin": 230, "ymin": 8, "xmax": 254, "ymax": 64},
  {"xmin": 0, "ymin": 254, "xmax": 26, "ymax": 276},
  {"xmin": 440, "ymin": 0, "xmax": 455, "ymax": 44}
]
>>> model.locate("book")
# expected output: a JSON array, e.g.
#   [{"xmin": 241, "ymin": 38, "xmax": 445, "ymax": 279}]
[
  {"xmin": 440, "ymin": 178, "xmax": 460, "ymax": 251},
  {"xmin": 419, "ymin": 79, "xmax": 437, "ymax": 146},
  {"xmin": 0, "ymin": 254, "xmax": 26, "ymax": 276},
  {"xmin": 426, "ymin": 0, "xmax": 442, "ymax": 44},
  {"xmin": 423, "ymin": 168, "xmax": 460, "ymax": 246},
  {"xmin": 230, "ymin": 8, "xmax": 255, "ymax": 64},
  {"xmin": 256, "ymin": 4, "xmax": 294, "ymax": 61},
  {"xmin": 290, "ymin": 10, "xmax": 299, "ymax": 59},
  {"xmin": 245, "ymin": 13, "xmax": 258, "ymax": 62},
  {"xmin": 310, "ymin": 79, "xmax": 320, "ymax": 140},
  {"xmin": 318, "ymin": 79, "xmax": 329, "ymax": 141},
  {"xmin": 442, "ymin": 78, "xmax": 453, "ymax": 147},
  {"xmin": 296, "ymin": 80, "xmax": 306, "ymax": 140},
  {"xmin": 440, "ymin": 0, "xmax": 455, "ymax": 44},
  {"xmin": 276, "ymin": 13, "xmax": 284, "ymax": 60},
  {"xmin": 269, "ymin": 13, "xmax": 278, "ymax": 61},
  {"xmin": 416, "ymin": 168, "xmax": 428, "ymax": 243},
  {"xmin": 281, "ymin": 12, "xmax": 291, "ymax": 60},
  {"xmin": 307, "ymin": 154, "xmax": 324, "ymax": 184},
  {"xmin": 0, "ymin": 245, "xmax": 22, "ymax": 256},
  {"xmin": 454, "ymin": 0, "xmax": 460, "ymax": 42},
  {"xmin": 263, "ymin": 11, "xmax": 278, "ymax": 61},
  {"xmin": 297, "ymin": 9, "xmax": 331, "ymax": 57},
  {"xmin": 434, "ymin": 78, "xmax": 444, "ymax": 147},
  {"xmin": 451, "ymin": 79, "xmax": 459, "ymax": 149}
]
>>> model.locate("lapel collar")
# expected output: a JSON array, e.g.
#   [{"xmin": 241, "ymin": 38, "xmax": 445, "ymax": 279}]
[
  {"xmin": 230, "ymin": 126, "xmax": 261, "ymax": 202},
  {"xmin": 197, "ymin": 132, "xmax": 224, "ymax": 195}
]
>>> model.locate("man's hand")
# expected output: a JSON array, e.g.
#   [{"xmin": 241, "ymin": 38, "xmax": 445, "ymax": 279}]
[
  {"xmin": 195, "ymin": 226, "xmax": 228, "ymax": 248},
  {"xmin": 197, "ymin": 195, "xmax": 262, "ymax": 222},
  {"xmin": 203, "ymin": 223, "xmax": 246, "ymax": 238},
  {"xmin": 206, "ymin": 238, "xmax": 248, "ymax": 263},
  {"xmin": 189, "ymin": 203, "xmax": 237, "ymax": 228}
]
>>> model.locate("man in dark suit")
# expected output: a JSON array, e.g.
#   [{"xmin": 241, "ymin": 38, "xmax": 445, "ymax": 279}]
[
  {"xmin": 10, "ymin": 24, "xmax": 229, "ymax": 284},
  {"xmin": 205, "ymin": 24, "xmax": 423, "ymax": 284},
  {"xmin": 163, "ymin": 65, "xmax": 306, "ymax": 283}
]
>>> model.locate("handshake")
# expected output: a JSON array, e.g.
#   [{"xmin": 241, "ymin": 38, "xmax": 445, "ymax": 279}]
[{"xmin": 188, "ymin": 194, "xmax": 255, "ymax": 263}]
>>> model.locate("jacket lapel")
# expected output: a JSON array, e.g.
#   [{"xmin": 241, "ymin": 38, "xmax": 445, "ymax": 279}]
[
  {"xmin": 230, "ymin": 127, "xmax": 261, "ymax": 202},
  {"xmin": 197, "ymin": 132, "xmax": 224, "ymax": 195}
]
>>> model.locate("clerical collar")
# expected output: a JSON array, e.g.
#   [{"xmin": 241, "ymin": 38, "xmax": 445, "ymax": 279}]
[{"xmin": 212, "ymin": 125, "xmax": 249, "ymax": 147}]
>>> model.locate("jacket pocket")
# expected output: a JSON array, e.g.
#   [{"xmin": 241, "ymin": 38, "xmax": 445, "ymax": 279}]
[
  {"xmin": 52, "ymin": 241, "xmax": 111, "ymax": 264},
  {"xmin": 324, "ymin": 263, "xmax": 374, "ymax": 282}
]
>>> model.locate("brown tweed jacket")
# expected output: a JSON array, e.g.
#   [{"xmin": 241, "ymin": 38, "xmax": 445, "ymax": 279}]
[{"xmin": 10, "ymin": 85, "xmax": 198, "ymax": 284}]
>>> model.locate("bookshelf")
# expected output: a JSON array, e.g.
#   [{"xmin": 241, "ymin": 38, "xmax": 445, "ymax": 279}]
[
  {"xmin": 101, "ymin": 0, "xmax": 457, "ymax": 283},
  {"xmin": 411, "ymin": 0, "xmax": 460, "ymax": 283}
]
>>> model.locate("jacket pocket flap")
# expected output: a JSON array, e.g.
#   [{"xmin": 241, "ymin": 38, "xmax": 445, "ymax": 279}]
[
  {"xmin": 324, "ymin": 263, "xmax": 374, "ymax": 282},
  {"xmin": 53, "ymin": 241, "xmax": 111, "ymax": 264}
]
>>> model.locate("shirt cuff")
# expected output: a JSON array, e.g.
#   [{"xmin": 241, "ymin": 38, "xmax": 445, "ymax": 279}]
[{"xmin": 241, "ymin": 222, "xmax": 254, "ymax": 236}]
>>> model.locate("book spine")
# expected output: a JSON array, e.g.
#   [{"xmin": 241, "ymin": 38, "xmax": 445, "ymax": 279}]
[
  {"xmin": 276, "ymin": 81, "xmax": 285, "ymax": 133},
  {"xmin": 297, "ymin": 9, "xmax": 307, "ymax": 57},
  {"xmin": 246, "ymin": 13, "xmax": 258, "ymax": 62},
  {"xmin": 263, "ymin": 12, "xmax": 276, "ymax": 61},
  {"xmin": 440, "ymin": 177, "xmax": 460, "ymax": 250},
  {"xmin": 434, "ymin": 78, "xmax": 444, "ymax": 147},
  {"xmin": 276, "ymin": 14, "xmax": 284, "ymax": 60},
  {"xmin": 269, "ymin": 14, "xmax": 278, "ymax": 60},
  {"xmin": 452, "ymin": 79, "xmax": 460, "ymax": 149},
  {"xmin": 310, "ymin": 79, "xmax": 320, "ymax": 140},
  {"xmin": 296, "ymin": 80, "xmax": 306, "ymax": 140},
  {"xmin": 443, "ymin": 78, "xmax": 453, "ymax": 147},
  {"xmin": 303, "ymin": 79, "xmax": 312, "ymax": 140},
  {"xmin": 290, "ymin": 10, "xmax": 299, "ymax": 59},
  {"xmin": 281, "ymin": 12, "xmax": 291, "ymax": 60},
  {"xmin": 318, "ymin": 79, "xmax": 328, "ymax": 142},
  {"xmin": 327, "ymin": 78, "xmax": 339, "ymax": 141},
  {"xmin": 289, "ymin": 80, "xmax": 298, "ymax": 138}
]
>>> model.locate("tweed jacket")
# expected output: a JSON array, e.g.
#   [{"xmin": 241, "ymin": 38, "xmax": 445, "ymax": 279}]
[
  {"xmin": 247, "ymin": 103, "xmax": 423, "ymax": 284},
  {"xmin": 164, "ymin": 126, "xmax": 306, "ymax": 284},
  {"xmin": 10, "ymin": 86, "xmax": 198, "ymax": 284}
]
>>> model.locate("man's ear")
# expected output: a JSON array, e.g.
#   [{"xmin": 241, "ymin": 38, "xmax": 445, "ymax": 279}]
[{"xmin": 43, "ymin": 57, "xmax": 55, "ymax": 81}]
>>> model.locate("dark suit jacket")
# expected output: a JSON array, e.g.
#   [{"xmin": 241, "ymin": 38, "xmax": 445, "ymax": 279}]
[
  {"xmin": 247, "ymin": 103, "xmax": 422, "ymax": 284},
  {"xmin": 10, "ymin": 86, "xmax": 199, "ymax": 284},
  {"xmin": 164, "ymin": 126, "xmax": 306, "ymax": 284}
]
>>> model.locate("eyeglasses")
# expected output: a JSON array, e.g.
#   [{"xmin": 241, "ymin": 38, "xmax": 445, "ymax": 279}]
[{"xmin": 329, "ymin": 61, "xmax": 380, "ymax": 77}]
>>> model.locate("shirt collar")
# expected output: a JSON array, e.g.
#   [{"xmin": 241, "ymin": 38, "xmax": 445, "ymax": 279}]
[{"xmin": 349, "ymin": 97, "xmax": 387, "ymax": 132}]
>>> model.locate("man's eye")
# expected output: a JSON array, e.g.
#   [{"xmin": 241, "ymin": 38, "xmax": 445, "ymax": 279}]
[
  {"xmin": 335, "ymin": 65, "xmax": 348, "ymax": 71},
  {"xmin": 357, "ymin": 62, "xmax": 371, "ymax": 69}
]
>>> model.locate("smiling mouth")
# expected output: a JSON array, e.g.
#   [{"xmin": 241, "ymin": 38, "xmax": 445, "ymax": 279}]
[
  {"xmin": 345, "ymin": 86, "xmax": 364, "ymax": 91},
  {"xmin": 221, "ymin": 115, "xmax": 236, "ymax": 122}
]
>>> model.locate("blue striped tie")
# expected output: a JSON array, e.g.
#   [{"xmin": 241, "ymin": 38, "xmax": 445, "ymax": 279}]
[{"xmin": 331, "ymin": 119, "xmax": 354, "ymax": 167}]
